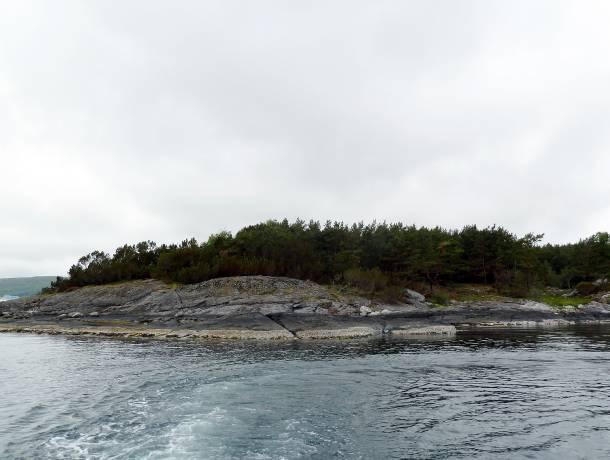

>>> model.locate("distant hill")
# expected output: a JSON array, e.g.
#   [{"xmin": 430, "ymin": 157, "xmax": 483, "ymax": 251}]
[{"xmin": 0, "ymin": 276, "xmax": 57, "ymax": 299}]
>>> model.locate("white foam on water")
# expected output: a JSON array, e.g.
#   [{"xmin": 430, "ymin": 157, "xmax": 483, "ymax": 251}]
[
  {"xmin": 45, "ymin": 434, "xmax": 92, "ymax": 459},
  {"xmin": 139, "ymin": 404, "xmax": 321, "ymax": 460},
  {"xmin": 0, "ymin": 295, "xmax": 18, "ymax": 302},
  {"xmin": 144, "ymin": 407, "xmax": 233, "ymax": 459}
]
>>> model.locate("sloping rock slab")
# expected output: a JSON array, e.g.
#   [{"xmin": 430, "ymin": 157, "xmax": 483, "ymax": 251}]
[
  {"xmin": 178, "ymin": 312, "xmax": 293, "ymax": 336},
  {"xmin": 271, "ymin": 314, "xmax": 383, "ymax": 339},
  {"xmin": 390, "ymin": 325, "xmax": 456, "ymax": 336},
  {"xmin": 0, "ymin": 313, "xmax": 294, "ymax": 340}
]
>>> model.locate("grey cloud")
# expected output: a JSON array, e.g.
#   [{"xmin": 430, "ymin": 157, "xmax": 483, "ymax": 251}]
[{"xmin": 1, "ymin": 0, "xmax": 610, "ymax": 276}]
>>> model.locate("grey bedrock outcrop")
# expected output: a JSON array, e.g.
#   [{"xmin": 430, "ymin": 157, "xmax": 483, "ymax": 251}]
[{"xmin": 1, "ymin": 276, "xmax": 610, "ymax": 339}]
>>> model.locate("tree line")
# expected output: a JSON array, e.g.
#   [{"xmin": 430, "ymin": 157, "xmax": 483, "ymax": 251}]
[{"xmin": 47, "ymin": 220, "xmax": 610, "ymax": 297}]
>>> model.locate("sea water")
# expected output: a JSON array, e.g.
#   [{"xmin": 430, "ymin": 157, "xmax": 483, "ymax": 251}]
[
  {"xmin": 2, "ymin": 328, "xmax": 610, "ymax": 459},
  {"xmin": 0, "ymin": 295, "xmax": 19, "ymax": 302}
]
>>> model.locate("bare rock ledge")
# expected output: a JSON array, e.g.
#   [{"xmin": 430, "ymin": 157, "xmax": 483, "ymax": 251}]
[{"xmin": 1, "ymin": 276, "xmax": 609, "ymax": 340}]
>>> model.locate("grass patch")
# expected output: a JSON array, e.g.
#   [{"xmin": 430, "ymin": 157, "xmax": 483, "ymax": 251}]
[
  {"xmin": 325, "ymin": 284, "xmax": 366, "ymax": 300},
  {"xmin": 534, "ymin": 295, "xmax": 590, "ymax": 308},
  {"xmin": 449, "ymin": 284, "xmax": 505, "ymax": 302}
]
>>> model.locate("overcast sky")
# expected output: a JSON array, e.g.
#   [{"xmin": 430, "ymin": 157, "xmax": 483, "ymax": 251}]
[{"xmin": 2, "ymin": 1, "xmax": 610, "ymax": 277}]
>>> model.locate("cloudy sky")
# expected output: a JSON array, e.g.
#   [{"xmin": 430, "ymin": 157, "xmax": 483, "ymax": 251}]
[{"xmin": 2, "ymin": 1, "xmax": 610, "ymax": 277}]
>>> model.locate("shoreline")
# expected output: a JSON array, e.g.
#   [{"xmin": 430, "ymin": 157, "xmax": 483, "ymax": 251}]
[
  {"xmin": 2, "ymin": 276, "xmax": 610, "ymax": 341},
  {"xmin": 2, "ymin": 318, "xmax": 610, "ymax": 341},
  {"xmin": 0, "ymin": 320, "xmax": 458, "ymax": 340}
]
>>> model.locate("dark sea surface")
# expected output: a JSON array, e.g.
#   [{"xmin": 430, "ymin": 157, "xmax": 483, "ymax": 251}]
[{"xmin": 2, "ymin": 328, "xmax": 610, "ymax": 459}]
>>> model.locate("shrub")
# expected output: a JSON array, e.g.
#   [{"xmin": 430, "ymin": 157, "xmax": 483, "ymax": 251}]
[
  {"xmin": 343, "ymin": 267, "xmax": 387, "ymax": 293},
  {"xmin": 378, "ymin": 285, "xmax": 404, "ymax": 303},
  {"xmin": 575, "ymin": 281, "xmax": 598, "ymax": 296},
  {"xmin": 429, "ymin": 290, "xmax": 449, "ymax": 306}
]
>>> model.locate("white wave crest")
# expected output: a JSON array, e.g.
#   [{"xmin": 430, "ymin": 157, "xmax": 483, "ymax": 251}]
[{"xmin": 0, "ymin": 295, "xmax": 18, "ymax": 302}]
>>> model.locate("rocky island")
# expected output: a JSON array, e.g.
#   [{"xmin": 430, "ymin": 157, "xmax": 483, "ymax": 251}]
[
  {"xmin": 3, "ymin": 219, "xmax": 609, "ymax": 340},
  {"xmin": 2, "ymin": 276, "xmax": 610, "ymax": 340}
]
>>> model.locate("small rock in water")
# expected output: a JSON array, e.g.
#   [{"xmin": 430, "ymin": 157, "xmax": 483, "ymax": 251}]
[
  {"xmin": 359, "ymin": 305, "xmax": 372, "ymax": 316},
  {"xmin": 89, "ymin": 312, "xmax": 99, "ymax": 317},
  {"xmin": 69, "ymin": 312, "xmax": 83, "ymax": 318}
]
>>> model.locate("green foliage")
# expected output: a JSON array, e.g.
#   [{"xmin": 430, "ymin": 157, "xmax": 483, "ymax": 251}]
[
  {"xmin": 429, "ymin": 290, "xmax": 450, "ymax": 306},
  {"xmin": 450, "ymin": 284, "xmax": 504, "ymax": 302},
  {"xmin": 48, "ymin": 220, "xmax": 610, "ymax": 298},
  {"xmin": 343, "ymin": 267, "xmax": 388, "ymax": 293},
  {"xmin": 575, "ymin": 280, "xmax": 609, "ymax": 296},
  {"xmin": 378, "ymin": 285, "xmax": 405, "ymax": 303},
  {"xmin": 535, "ymin": 295, "xmax": 590, "ymax": 308}
]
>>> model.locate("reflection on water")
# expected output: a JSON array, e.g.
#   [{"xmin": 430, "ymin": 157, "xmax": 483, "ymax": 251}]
[{"xmin": 2, "ymin": 327, "xmax": 610, "ymax": 459}]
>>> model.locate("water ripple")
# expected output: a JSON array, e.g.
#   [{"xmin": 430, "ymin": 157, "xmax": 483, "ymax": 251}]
[{"xmin": 2, "ymin": 328, "xmax": 610, "ymax": 459}]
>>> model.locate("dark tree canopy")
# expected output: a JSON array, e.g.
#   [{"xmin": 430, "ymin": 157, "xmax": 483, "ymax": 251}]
[{"xmin": 48, "ymin": 220, "xmax": 610, "ymax": 297}]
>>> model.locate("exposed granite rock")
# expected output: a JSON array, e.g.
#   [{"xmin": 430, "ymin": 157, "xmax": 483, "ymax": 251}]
[
  {"xmin": 390, "ymin": 325, "xmax": 456, "ymax": 336},
  {"xmin": 405, "ymin": 289, "xmax": 426, "ymax": 303},
  {"xmin": 271, "ymin": 314, "xmax": 384, "ymax": 339},
  {"xmin": 2, "ymin": 276, "xmax": 610, "ymax": 340}
]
